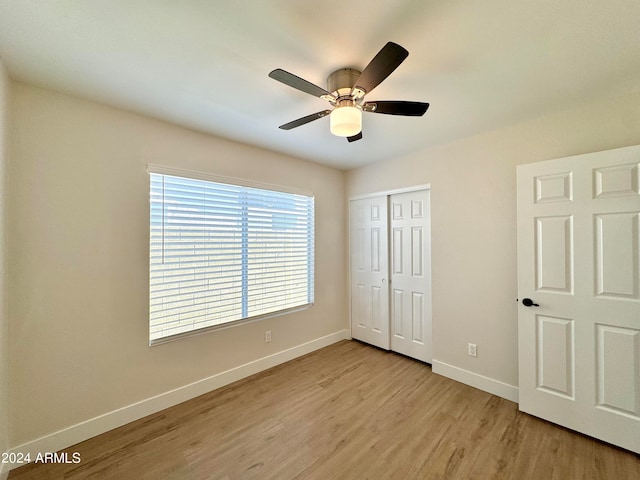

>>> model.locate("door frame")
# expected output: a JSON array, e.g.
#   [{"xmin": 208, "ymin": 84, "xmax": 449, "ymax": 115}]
[
  {"xmin": 348, "ymin": 184, "xmax": 432, "ymax": 359},
  {"xmin": 348, "ymin": 184, "xmax": 432, "ymax": 202}
]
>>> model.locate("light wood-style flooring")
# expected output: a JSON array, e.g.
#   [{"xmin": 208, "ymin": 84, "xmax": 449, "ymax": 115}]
[{"xmin": 9, "ymin": 340, "xmax": 640, "ymax": 479}]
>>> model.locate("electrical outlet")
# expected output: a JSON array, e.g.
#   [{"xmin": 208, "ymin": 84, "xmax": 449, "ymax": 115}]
[
  {"xmin": 265, "ymin": 330, "xmax": 272, "ymax": 343},
  {"xmin": 468, "ymin": 343, "xmax": 477, "ymax": 357}
]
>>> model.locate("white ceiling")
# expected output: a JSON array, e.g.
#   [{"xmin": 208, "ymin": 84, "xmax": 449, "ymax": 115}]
[{"xmin": 1, "ymin": 1, "xmax": 639, "ymax": 170}]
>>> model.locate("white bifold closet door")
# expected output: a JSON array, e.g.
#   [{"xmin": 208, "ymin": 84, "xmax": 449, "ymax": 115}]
[{"xmin": 350, "ymin": 189, "xmax": 432, "ymax": 363}]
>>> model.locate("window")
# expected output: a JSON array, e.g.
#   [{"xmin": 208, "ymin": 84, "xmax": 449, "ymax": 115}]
[{"xmin": 149, "ymin": 167, "xmax": 314, "ymax": 344}]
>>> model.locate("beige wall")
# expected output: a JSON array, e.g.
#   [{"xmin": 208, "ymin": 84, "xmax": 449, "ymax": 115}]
[
  {"xmin": 8, "ymin": 83, "xmax": 347, "ymax": 446},
  {"xmin": 346, "ymin": 90, "xmax": 640, "ymax": 387},
  {"xmin": 0, "ymin": 59, "xmax": 10, "ymax": 458}
]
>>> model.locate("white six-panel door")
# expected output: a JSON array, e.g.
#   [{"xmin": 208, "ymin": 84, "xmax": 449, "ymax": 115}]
[
  {"xmin": 350, "ymin": 190, "xmax": 432, "ymax": 362},
  {"xmin": 517, "ymin": 145, "xmax": 640, "ymax": 454},
  {"xmin": 390, "ymin": 190, "xmax": 432, "ymax": 362},
  {"xmin": 350, "ymin": 196, "xmax": 390, "ymax": 349}
]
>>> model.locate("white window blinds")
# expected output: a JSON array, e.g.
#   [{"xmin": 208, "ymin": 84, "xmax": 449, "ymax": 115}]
[{"xmin": 149, "ymin": 171, "xmax": 314, "ymax": 344}]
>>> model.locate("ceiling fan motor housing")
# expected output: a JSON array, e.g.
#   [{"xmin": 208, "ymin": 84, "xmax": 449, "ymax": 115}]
[{"xmin": 327, "ymin": 68, "xmax": 361, "ymax": 98}]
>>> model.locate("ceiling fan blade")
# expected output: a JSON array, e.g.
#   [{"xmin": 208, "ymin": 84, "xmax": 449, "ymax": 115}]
[
  {"xmin": 269, "ymin": 69, "xmax": 334, "ymax": 99},
  {"xmin": 279, "ymin": 110, "xmax": 332, "ymax": 130},
  {"xmin": 352, "ymin": 42, "xmax": 409, "ymax": 95},
  {"xmin": 363, "ymin": 101, "xmax": 429, "ymax": 116},
  {"xmin": 347, "ymin": 132, "xmax": 363, "ymax": 143}
]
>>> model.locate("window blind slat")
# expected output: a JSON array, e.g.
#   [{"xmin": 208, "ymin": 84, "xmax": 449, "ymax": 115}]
[
  {"xmin": 149, "ymin": 172, "xmax": 314, "ymax": 343},
  {"xmin": 150, "ymin": 267, "xmax": 310, "ymax": 287}
]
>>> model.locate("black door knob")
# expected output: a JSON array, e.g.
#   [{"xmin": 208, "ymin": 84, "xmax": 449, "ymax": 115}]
[{"xmin": 522, "ymin": 298, "xmax": 539, "ymax": 307}]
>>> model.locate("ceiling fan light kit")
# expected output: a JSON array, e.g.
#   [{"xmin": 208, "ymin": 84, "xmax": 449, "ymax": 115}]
[
  {"xmin": 330, "ymin": 104, "xmax": 361, "ymax": 138},
  {"xmin": 269, "ymin": 42, "xmax": 429, "ymax": 143}
]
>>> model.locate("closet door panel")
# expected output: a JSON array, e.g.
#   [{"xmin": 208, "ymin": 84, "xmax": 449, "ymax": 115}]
[
  {"xmin": 390, "ymin": 190, "xmax": 432, "ymax": 362},
  {"xmin": 350, "ymin": 196, "xmax": 390, "ymax": 349}
]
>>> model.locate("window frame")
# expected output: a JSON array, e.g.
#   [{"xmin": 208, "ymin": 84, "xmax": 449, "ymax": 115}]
[{"xmin": 147, "ymin": 164, "xmax": 315, "ymax": 346}]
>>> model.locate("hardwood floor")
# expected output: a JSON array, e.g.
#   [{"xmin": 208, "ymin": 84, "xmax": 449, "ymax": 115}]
[{"xmin": 9, "ymin": 340, "xmax": 640, "ymax": 479}]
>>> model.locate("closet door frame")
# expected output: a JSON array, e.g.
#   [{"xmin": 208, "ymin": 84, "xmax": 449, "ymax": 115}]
[{"xmin": 348, "ymin": 185, "xmax": 432, "ymax": 362}]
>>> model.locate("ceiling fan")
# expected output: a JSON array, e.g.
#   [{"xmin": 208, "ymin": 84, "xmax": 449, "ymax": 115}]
[{"xmin": 268, "ymin": 41, "xmax": 429, "ymax": 143}]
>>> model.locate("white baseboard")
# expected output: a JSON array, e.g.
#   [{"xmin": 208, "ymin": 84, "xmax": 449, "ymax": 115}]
[
  {"xmin": 5, "ymin": 330, "xmax": 350, "ymax": 472},
  {"xmin": 432, "ymin": 360, "xmax": 519, "ymax": 403}
]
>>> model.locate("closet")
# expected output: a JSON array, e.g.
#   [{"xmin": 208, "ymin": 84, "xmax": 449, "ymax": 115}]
[{"xmin": 349, "ymin": 188, "xmax": 432, "ymax": 363}]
